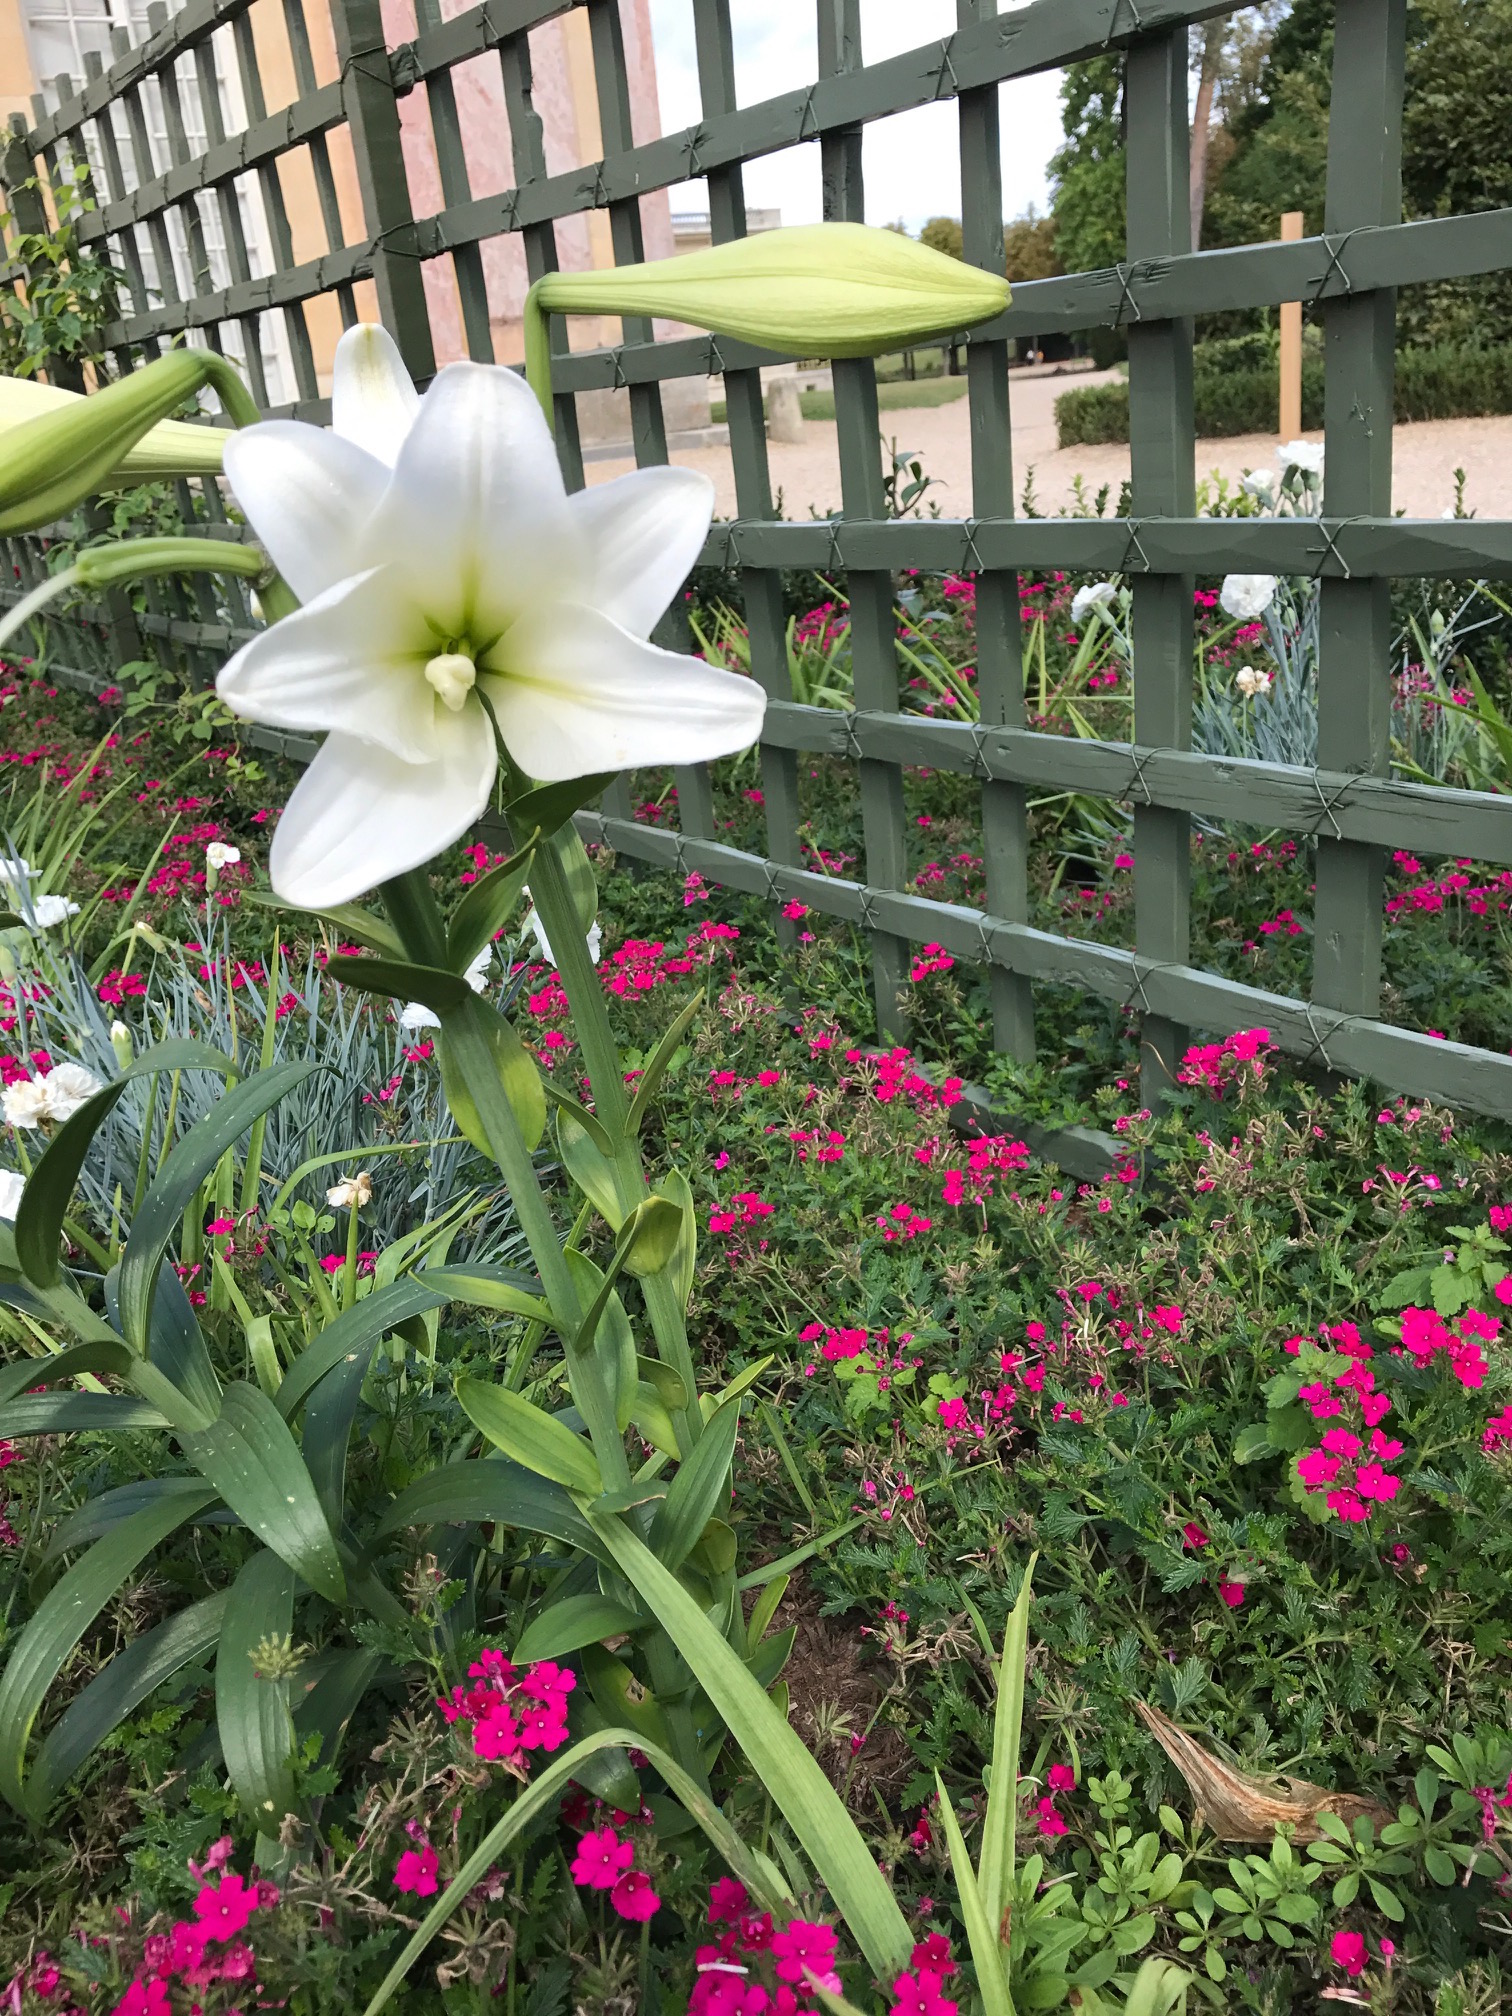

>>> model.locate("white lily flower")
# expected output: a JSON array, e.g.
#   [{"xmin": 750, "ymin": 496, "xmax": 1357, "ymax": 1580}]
[
  {"xmin": 1239, "ymin": 468, "xmax": 1275, "ymax": 501},
  {"xmin": 1219, "ymin": 574, "xmax": 1278, "ymax": 622},
  {"xmin": 217, "ymin": 327, "xmax": 764, "ymax": 909},
  {"xmin": 0, "ymin": 1168, "xmax": 23, "ymax": 1218},
  {"xmin": 523, "ymin": 886, "xmax": 603, "ymax": 969},
  {"xmin": 398, "ymin": 944, "xmax": 490, "ymax": 1032},
  {"xmin": 206, "ymin": 842, "xmax": 241, "ymax": 871},
  {"xmin": 1070, "ymin": 581, "xmax": 1117, "ymax": 625}
]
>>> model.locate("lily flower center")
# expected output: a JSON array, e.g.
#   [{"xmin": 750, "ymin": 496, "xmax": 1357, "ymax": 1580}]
[{"xmin": 424, "ymin": 646, "xmax": 477, "ymax": 712}]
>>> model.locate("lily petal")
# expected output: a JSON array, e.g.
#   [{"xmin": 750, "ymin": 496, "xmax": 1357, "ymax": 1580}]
[
  {"xmin": 366, "ymin": 361, "xmax": 580, "ymax": 642},
  {"xmin": 483, "ymin": 601, "xmax": 765, "ymax": 781},
  {"xmin": 569, "ymin": 466, "xmax": 715, "ymax": 639},
  {"xmin": 217, "ymin": 567, "xmax": 439, "ymax": 762},
  {"xmin": 331, "ymin": 323, "xmax": 420, "ymax": 467},
  {"xmin": 269, "ymin": 710, "xmax": 497, "ymax": 908},
  {"xmin": 223, "ymin": 422, "xmax": 390, "ymax": 604}
]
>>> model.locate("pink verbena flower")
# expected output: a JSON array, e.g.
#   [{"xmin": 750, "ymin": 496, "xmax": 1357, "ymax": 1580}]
[
  {"xmin": 1331, "ymin": 1929, "xmax": 1367, "ymax": 1978},
  {"xmin": 611, "ymin": 1869, "xmax": 660, "ymax": 1921},
  {"xmin": 570, "ymin": 1826, "xmax": 634, "ymax": 1891},
  {"xmin": 394, "ymin": 1845, "xmax": 439, "ymax": 1895}
]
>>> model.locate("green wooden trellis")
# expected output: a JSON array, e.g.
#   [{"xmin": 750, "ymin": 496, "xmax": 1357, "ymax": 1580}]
[{"xmin": 4, "ymin": 0, "xmax": 1512, "ymax": 1125}]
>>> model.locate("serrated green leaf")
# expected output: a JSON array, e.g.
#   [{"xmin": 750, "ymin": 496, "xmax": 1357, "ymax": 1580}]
[
  {"xmin": 648, "ymin": 1397, "xmax": 739, "ymax": 1572},
  {"xmin": 456, "ymin": 1379, "xmax": 603, "ymax": 1496},
  {"xmin": 28, "ymin": 1593, "xmax": 227, "ymax": 1815},
  {"xmin": 514, "ymin": 1595, "xmax": 643, "ymax": 1663},
  {"xmin": 119, "ymin": 1060, "xmax": 321, "ymax": 1352},
  {"xmin": 216, "ymin": 1549, "xmax": 297, "ymax": 1829},
  {"xmin": 1232, "ymin": 1422, "xmax": 1276, "ymax": 1464},
  {"xmin": 0, "ymin": 1481, "xmax": 216, "ymax": 1815},
  {"xmin": 180, "ymin": 1383, "xmax": 345, "ymax": 1603},
  {"xmin": 587, "ymin": 1512, "xmax": 912, "ymax": 1985}
]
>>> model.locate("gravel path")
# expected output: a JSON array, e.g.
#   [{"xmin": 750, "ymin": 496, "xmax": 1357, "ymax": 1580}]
[{"xmin": 585, "ymin": 365, "xmax": 1509, "ymax": 523}]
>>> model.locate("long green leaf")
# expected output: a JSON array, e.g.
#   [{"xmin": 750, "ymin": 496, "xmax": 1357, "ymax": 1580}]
[
  {"xmin": 554, "ymin": 1109, "xmax": 625, "ymax": 1228},
  {"xmin": 625, "ymin": 991, "xmax": 703, "ymax": 1136},
  {"xmin": 587, "ymin": 1514, "xmax": 913, "ymax": 1983},
  {"xmin": 934, "ymin": 1773, "xmax": 1016, "ymax": 2016},
  {"xmin": 647, "ymin": 1397, "xmax": 739, "ymax": 1572},
  {"xmin": 276, "ymin": 1279, "xmax": 450, "ymax": 1418},
  {"xmin": 0, "ymin": 1337, "xmax": 131, "ymax": 1405},
  {"xmin": 456, "ymin": 1379, "xmax": 603, "ymax": 1496},
  {"xmin": 360, "ymin": 1725, "xmax": 788, "ymax": 2016},
  {"xmin": 0, "ymin": 1392, "xmax": 169, "ymax": 1436},
  {"xmin": 292, "ymin": 1646, "xmax": 386, "ymax": 1771},
  {"xmin": 104, "ymin": 1263, "xmax": 219, "ymax": 1422},
  {"xmin": 420, "ymin": 1264, "xmax": 552, "ymax": 1326},
  {"xmin": 0, "ymin": 1481, "xmax": 216, "ymax": 1814},
  {"xmin": 180, "ymin": 1383, "xmax": 346, "ymax": 1603},
  {"xmin": 505, "ymin": 773, "xmax": 615, "ymax": 842},
  {"xmin": 439, "ymin": 999, "xmax": 546, "ymax": 1156},
  {"xmin": 302, "ymin": 1316, "xmax": 389, "ymax": 1529},
  {"xmin": 375, "ymin": 1455, "xmax": 607, "ymax": 1561},
  {"xmin": 27, "ymin": 1593, "xmax": 227, "ymax": 1816},
  {"xmin": 980, "ymin": 1555, "xmax": 1036, "ymax": 1945},
  {"xmin": 447, "ymin": 846, "xmax": 535, "ymax": 969},
  {"xmin": 119, "ymin": 1059, "xmax": 321, "ymax": 1351},
  {"xmin": 241, "ymin": 889, "xmax": 404, "ymax": 958},
  {"xmin": 327, "ymin": 954, "xmax": 470, "ymax": 1012},
  {"xmin": 44, "ymin": 1477, "xmax": 225, "ymax": 1562},
  {"xmin": 216, "ymin": 1549, "xmax": 298, "ymax": 1831},
  {"xmin": 513, "ymin": 1594, "xmax": 643, "ymax": 1663},
  {"xmin": 15, "ymin": 1080, "xmax": 129, "ymax": 1286}
]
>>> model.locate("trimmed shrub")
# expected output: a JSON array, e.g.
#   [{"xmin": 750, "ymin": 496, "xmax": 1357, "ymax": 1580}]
[{"xmin": 1055, "ymin": 342, "xmax": 1512, "ymax": 446}]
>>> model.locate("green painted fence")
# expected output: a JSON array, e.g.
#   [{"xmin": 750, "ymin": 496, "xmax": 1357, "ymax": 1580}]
[{"xmin": 3, "ymin": 0, "xmax": 1512, "ymax": 1125}]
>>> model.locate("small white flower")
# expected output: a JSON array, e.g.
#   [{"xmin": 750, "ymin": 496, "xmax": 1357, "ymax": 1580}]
[
  {"xmin": 1277, "ymin": 439, "xmax": 1324, "ymax": 477},
  {"xmin": 523, "ymin": 887, "xmax": 603, "ymax": 970},
  {"xmin": 0, "ymin": 856, "xmax": 32, "ymax": 892},
  {"xmin": 1070, "ymin": 581, "xmax": 1118, "ymax": 625},
  {"xmin": 109, "ymin": 1020, "xmax": 129, "ymax": 1042},
  {"xmin": 1234, "ymin": 665, "xmax": 1273, "ymax": 699},
  {"xmin": 0, "ymin": 1167, "xmax": 23, "ymax": 1218},
  {"xmin": 1240, "ymin": 468, "xmax": 1275, "ymax": 500},
  {"xmin": 326, "ymin": 1170, "xmax": 373, "ymax": 1210},
  {"xmin": 1219, "ymin": 574, "xmax": 1278, "ymax": 622},
  {"xmin": 206, "ymin": 843, "xmax": 242, "ymax": 872},
  {"xmin": 39, "ymin": 1061, "xmax": 103, "ymax": 1121},
  {"xmin": 27, "ymin": 894, "xmax": 79, "ymax": 929}
]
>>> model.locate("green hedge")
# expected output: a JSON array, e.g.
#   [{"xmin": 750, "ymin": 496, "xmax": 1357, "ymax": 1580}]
[{"xmin": 1055, "ymin": 343, "xmax": 1512, "ymax": 447}]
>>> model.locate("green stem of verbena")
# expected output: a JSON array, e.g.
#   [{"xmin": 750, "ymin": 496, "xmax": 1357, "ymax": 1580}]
[
  {"xmin": 379, "ymin": 870, "xmax": 630, "ymax": 1492},
  {"xmin": 525, "ymin": 831, "xmax": 704, "ymax": 1453}
]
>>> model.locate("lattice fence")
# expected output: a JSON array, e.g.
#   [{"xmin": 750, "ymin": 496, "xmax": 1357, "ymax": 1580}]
[{"xmin": 5, "ymin": 0, "xmax": 1512, "ymax": 1128}]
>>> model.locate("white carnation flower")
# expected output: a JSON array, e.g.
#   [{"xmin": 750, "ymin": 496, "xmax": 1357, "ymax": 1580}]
[
  {"xmin": 28, "ymin": 893, "xmax": 79, "ymax": 929},
  {"xmin": 1277, "ymin": 439, "xmax": 1324, "ymax": 477},
  {"xmin": 1240, "ymin": 468, "xmax": 1275, "ymax": 500},
  {"xmin": 39, "ymin": 1061, "xmax": 103, "ymax": 1121},
  {"xmin": 1070, "ymin": 581, "xmax": 1118, "ymax": 625},
  {"xmin": 3, "ymin": 1078, "xmax": 51, "ymax": 1129},
  {"xmin": 1219, "ymin": 574, "xmax": 1278, "ymax": 622},
  {"xmin": 1234, "ymin": 665, "xmax": 1274, "ymax": 698}
]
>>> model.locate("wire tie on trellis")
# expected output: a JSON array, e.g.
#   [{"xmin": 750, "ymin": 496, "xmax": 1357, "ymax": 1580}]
[
  {"xmin": 372, "ymin": 222, "xmax": 424, "ymax": 264},
  {"xmin": 1309, "ymin": 228, "xmax": 1359, "ymax": 304},
  {"xmin": 969, "ymin": 722, "xmax": 991, "ymax": 781},
  {"xmin": 497, "ymin": 188, "xmax": 519, "ymax": 231},
  {"xmin": 1124, "ymin": 741, "xmax": 1157, "ymax": 807},
  {"xmin": 588, "ymin": 161, "xmax": 609, "ymax": 209},
  {"xmin": 858, "ymin": 886, "xmax": 882, "ymax": 933},
  {"xmin": 1121, "ymin": 958, "xmax": 1157, "ymax": 1017},
  {"xmin": 1309, "ymin": 514, "xmax": 1365, "ymax": 581},
  {"xmin": 841, "ymin": 712, "xmax": 865, "ymax": 766},
  {"xmin": 1299, "ymin": 1002, "xmax": 1343, "ymax": 1073},
  {"xmin": 1307, "ymin": 768, "xmax": 1355, "ymax": 843},
  {"xmin": 930, "ymin": 34, "xmax": 960, "ymax": 101},
  {"xmin": 796, "ymin": 82, "xmax": 820, "ymax": 142},
  {"xmin": 1111, "ymin": 261, "xmax": 1144, "ymax": 328},
  {"xmin": 1119, "ymin": 517, "xmax": 1151, "ymax": 574},
  {"xmin": 825, "ymin": 517, "xmax": 845, "ymax": 574},
  {"xmin": 683, "ymin": 124, "xmax": 708, "ymax": 178},
  {"xmin": 761, "ymin": 861, "xmax": 786, "ymax": 906},
  {"xmin": 1104, "ymin": 0, "xmax": 1146, "ymax": 41},
  {"xmin": 974, "ymin": 914, "xmax": 995, "ymax": 966},
  {"xmin": 610, "ymin": 349, "xmax": 629, "ymax": 392},
  {"xmin": 960, "ymin": 517, "xmax": 986, "ymax": 573}
]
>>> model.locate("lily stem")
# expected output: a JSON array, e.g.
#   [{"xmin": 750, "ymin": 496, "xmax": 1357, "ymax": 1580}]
[{"xmin": 525, "ymin": 829, "xmax": 703, "ymax": 1451}]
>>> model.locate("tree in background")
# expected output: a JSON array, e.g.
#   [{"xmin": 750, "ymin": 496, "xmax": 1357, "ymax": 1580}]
[
  {"xmin": 1003, "ymin": 208, "xmax": 1059, "ymax": 283},
  {"xmin": 1047, "ymin": 55, "xmax": 1126, "ymax": 278},
  {"xmin": 919, "ymin": 216, "xmax": 964, "ymax": 260}
]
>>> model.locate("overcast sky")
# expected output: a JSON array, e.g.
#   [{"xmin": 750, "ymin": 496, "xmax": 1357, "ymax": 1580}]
[{"xmin": 644, "ymin": 0, "xmax": 1066, "ymax": 231}]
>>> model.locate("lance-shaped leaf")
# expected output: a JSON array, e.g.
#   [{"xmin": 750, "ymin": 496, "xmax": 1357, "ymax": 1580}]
[
  {"xmin": 447, "ymin": 839, "xmax": 537, "ymax": 970},
  {"xmin": 0, "ymin": 1481, "xmax": 217, "ymax": 1815},
  {"xmin": 118, "ymin": 1060, "xmax": 322, "ymax": 1352},
  {"xmin": 27, "ymin": 1593, "xmax": 228, "ymax": 1818},
  {"xmin": 0, "ymin": 1337, "xmax": 132, "ymax": 1406},
  {"xmin": 586, "ymin": 1513, "xmax": 913, "ymax": 1984},
  {"xmin": 514, "ymin": 1594, "xmax": 644, "ymax": 1664},
  {"xmin": 242, "ymin": 889, "xmax": 404, "ymax": 959},
  {"xmin": 328, "ymin": 955, "xmax": 471, "ymax": 1015},
  {"xmin": 980, "ymin": 1556, "xmax": 1037, "ymax": 1947},
  {"xmin": 276, "ymin": 1278, "xmax": 453, "ymax": 1418},
  {"xmin": 216, "ymin": 1550, "xmax": 298, "ymax": 1831},
  {"xmin": 180, "ymin": 1384, "xmax": 346, "ymax": 1603},
  {"xmin": 555, "ymin": 1108, "xmax": 624, "ymax": 1229},
  {"xmin": 626, "ymin": 993, "xmax": 703, "ymax": 1138},
  {"xmin": 439, "ymin": 999, "xmax": 546, "ymax": 1156},
  {"xmin": 504, "ymin": 776, "xmax": 616, "ymax": 846},
  {"xmin": 648, "ymin": 1397, "xmax": 740, "ymax": 1573},
  {"xmin": 0, "ymin": 1392, "xmax": 169, "ymax": 1437},
  {"xmin": 105, "ymin": 1262, "xmax": 220, "ymax": 1423},
  {"xmin": 375, "ymin": 1454, "xmax": 608, "ymax": 1562},
  {"xmin": 934, "ymin": 1773, "xmax": 1015, "ymax": 2016},
  {"xmin": 455, "ymin": 1380, "xmax": 603, "ymax": 1498}
]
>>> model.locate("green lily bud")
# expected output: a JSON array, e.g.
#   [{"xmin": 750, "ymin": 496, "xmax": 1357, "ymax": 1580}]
[
  {"xmin": 0, "ymin": 374, "xmax": 226, "ymax": 482},
  {"xmin": 0, "ymin": 350, "xmax": 257, "ymax": 536},
  {"xmin": 523, "ymin": 221, "xmax": 1009, "ymax": 412},
  {"xmin": 109, "ymin": 1019, "xmax": 133, "ymax": 1069}
]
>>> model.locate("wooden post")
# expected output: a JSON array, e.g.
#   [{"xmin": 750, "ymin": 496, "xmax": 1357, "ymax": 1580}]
[{"xmin": 1278, "ymin": 209, "xmax": 1304, "ymax": 438}]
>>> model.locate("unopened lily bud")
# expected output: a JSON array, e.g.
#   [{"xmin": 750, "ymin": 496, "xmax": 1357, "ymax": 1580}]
[
  {"xmin": 109, "ymin": 1019, "xmax": 133, "ymax": 1068},
  {"xmin": 0, "ymin": 350, "xmax": 254, "ymax": 536},
  {"xmin": 524, "ymin": 223, "xmax": 1009, "ymax": 410},
  {"xmin": 0, "ymin": 374, "xmax": 226, "ymax": 483},
  {"xmin": 326, "ymin": 1171, "xmax": 373, "ymax": 1211}
]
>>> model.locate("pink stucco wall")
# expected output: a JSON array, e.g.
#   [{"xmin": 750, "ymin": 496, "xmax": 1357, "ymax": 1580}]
[{"xmin": 382, "ymin": 0, "xmax": 677, "ymax": 370}]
